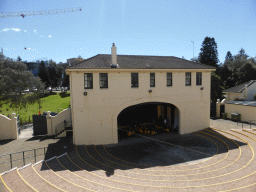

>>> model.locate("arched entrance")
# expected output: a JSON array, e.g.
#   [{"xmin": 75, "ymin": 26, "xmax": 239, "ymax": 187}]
[{"xmin": 117, "ymin": 102, "xmax": 180, "ymax": 139}]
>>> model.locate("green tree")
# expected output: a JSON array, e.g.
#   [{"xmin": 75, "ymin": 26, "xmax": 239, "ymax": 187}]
[
  {"xmin": 198, "ymin": 37, "xmax": 219, "ymax": 68},
  {"xmin": 17, "ymin": 56, "xmax": 22, "ymax": 62},
  {"xmin": 47, "ymin": 60, "xmax": 63, "ymax": 89},
  {"xmin": 38, "ymin": 61, "xmax": 50, "ymax": 88},
  {"xmin": 0, "ymin": 55, "xmax": 44, "ymax": 110},
  {"xmin": 225, "ymin": 51, "xmax": 233, "ymax": 61},
  {"xmin": 238, "ymin": 62, "xmax": 256, "ymax": 84},
  {"xmin": 238, "ymin": 48, "xmax": 248, "ymax": 58},
  {"xmin": 210, "ymin": 72, "xmax": 223, "ymax": 117},
  {"xmin": 62, "ymin": 72, "xmax": 69, "ymax": 87}
]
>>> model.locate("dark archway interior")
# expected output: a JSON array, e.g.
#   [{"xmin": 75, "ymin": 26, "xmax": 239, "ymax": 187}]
[{"xmin": 117, "ymin": 102, "xmax": 179, "ymax": 139}]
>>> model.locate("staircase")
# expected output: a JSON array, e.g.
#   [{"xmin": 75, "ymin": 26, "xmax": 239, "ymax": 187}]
[
  {"xmin": 2, "ymin": 128, "xmax": 256, "ymax": 191},
  {"xmin": 55, "ymin": 120, "xmax": 73, "ymax": 138}
]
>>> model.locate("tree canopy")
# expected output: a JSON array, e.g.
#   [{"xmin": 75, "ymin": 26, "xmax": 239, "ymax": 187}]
[
  {"xmin": 199, "ymin": 37, "xmax": 219, "ymax": 68},
  {"xmin": 0, "ymin": 55, "xmax": 45, "ymax": 110}
]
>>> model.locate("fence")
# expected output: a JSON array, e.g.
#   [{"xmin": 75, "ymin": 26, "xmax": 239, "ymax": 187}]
[
  {"xmin": 0, "ymin": 146, "xmax": 67, "ymax": 173},
  {"xmin": 237, "ymin": 120, "xmax": 256, "ymax": 129}
]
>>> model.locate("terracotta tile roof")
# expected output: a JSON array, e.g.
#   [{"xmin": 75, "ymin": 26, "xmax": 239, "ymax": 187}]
[
  {"xmin": 223, "ymin": 80, "xmax": 256, "ymax": 93},
  {"xmin": 68, "ymin": 54, "xmax": 215, "ymax": 69}
]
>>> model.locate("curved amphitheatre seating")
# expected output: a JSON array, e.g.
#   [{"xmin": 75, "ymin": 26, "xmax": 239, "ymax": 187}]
[{"xmin": 1, "ymin": 128, "xmax": 256, "ymax": 191}]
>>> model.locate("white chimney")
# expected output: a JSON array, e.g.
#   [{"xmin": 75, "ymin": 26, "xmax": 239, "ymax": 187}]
[{"xmin": 111, "ymin": 43, "xmax": 117, "ymax": 65}]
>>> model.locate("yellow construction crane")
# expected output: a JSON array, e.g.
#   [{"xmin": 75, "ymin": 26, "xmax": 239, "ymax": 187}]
[{"xmin": 0, "ymin": 7, "xmax": 82, "ymax": 18}]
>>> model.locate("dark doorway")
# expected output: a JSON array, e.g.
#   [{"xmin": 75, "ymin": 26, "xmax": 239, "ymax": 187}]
[
  {"xmin": 117, "ymin": 102, "xmax": 179, "ymax": 140},
  {"xmin": 32, "ymin": 115, "xmax": 47, "ymax": 136}
]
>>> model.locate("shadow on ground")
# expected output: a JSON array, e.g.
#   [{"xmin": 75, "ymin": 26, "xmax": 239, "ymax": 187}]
[{"xmin": 39, "ymin": 128, "xmax": 247, "ymax": 177}]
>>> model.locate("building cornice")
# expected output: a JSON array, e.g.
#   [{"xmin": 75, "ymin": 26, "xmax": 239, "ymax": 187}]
[{"xmin": 66, "ymin": 68, "xmax": 215, "ymax": 73}]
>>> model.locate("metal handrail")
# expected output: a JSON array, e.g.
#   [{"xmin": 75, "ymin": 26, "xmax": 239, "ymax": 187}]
[
  {"xmin": 0, "ymin": 146, "xmax": 63, "ymax": 170},
  {"xmin": 55, "ymin": 121, "xmax": 65, "ymax": 137},
  {"xmin": 237, "ymin": 120, "xmax": 256, "ymax": 129}
]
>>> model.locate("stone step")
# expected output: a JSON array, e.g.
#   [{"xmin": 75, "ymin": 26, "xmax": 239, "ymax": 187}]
[
  {"xmin": 96, "ymin": 131, "xmax": 235, "ymax": 172},
  {"xmin": 55, "ymin": 154, "xmax": 131, "ymax": 192},
  {"xmin": 18, "ymin": 162, "xmax": 62, "ymax": 192},
  {"xmin": 0, "ymin": 175, "xmax": 10, "ymax": 192},
  {"xmin": 33, "ymin": 159, "xmax": 88, "ymax": 192},
  {"xmin": 1, "ymin": 167, "xmax": 34, "ymax": 192}
]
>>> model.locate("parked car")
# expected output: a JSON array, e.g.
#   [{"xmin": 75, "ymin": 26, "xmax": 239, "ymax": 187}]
[{"xmin": 42, "ymin": 112, "xmax": 58, "ymax": 116}]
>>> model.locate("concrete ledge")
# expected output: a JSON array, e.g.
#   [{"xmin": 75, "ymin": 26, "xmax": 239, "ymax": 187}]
[
  {"xmin": 33, "ymin": 160, "xmax": 44, "ymax": 166},
  {"xmin": 57, "ymin": 153, "xmax": 67, "ymax": 159},
  {"xmin": 1, "ymin": 167, "xmax": 17, "ymax": 176},
  {"xmin": 45, "ymin": 156, "xmax": 56, "ymax": 162},
  {"xmin": 18, "ymin": 163, "xmax": 32, "ymax": 171}
]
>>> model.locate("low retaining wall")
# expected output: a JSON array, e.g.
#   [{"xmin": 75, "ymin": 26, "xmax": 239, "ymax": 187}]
[
  {"xmin": 225, "ymin": 103, "xmax": 256, "ymax": 122},
  {"xmin": 0, "ymin": 113, "xmax": 18, "ymax": 140}
]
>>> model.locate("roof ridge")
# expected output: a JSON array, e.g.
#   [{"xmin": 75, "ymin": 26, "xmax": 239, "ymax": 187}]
[
  {"xmin": 68, "ymin": 54, "xmax": 101, "ymax": 68},
  {"xmin": 97, "ymin": 54, "xmax": 215, "ymax": 69}
]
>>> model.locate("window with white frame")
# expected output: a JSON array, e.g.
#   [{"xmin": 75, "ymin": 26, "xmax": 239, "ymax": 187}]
[
  {"xmin": 99, "ymin": 73, "xmax": 108, "ymax": 88},
  {"xmin": 131, "ymin": 73, "xmax": 139, "ymax": 87},
  {"xmin": 196, "ymin": 72, "xmax": 202, "ymax": 85},
  {"xmin": 84, "ymin": 73, "xmax": 93, "ymax": 89},
  {"xmin": 150, "ymin": 73, "xmax": 155, "ymax": 87},
  {"xmin": 185, "ymin": 72, "xmax": 191, "ymax": 86},
  {"xmin": 167, "ymin": 73, "xmax": 172, "ymax": 86}
]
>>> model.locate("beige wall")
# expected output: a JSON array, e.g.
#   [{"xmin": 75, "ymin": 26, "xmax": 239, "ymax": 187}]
[
  {"xmin": 67, "ymin": 69, "xmax": 212, "ymax": 145},
  {"xmin": 225, "ymin": 104, "xmax": 256, "ymax": 122},
  {"xmin": 225, "ymin": 92, "xmax": 243, "ymax": 101},
  {"xmin": 0, "ymin": 113, "xmax": 18, "ymax": 140},
  {"xmin": 46, "ymin": 108, "xmax": 71, "ymax": 136}
]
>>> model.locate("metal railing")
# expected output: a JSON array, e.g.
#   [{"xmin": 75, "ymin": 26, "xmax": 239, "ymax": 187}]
[
  {"xmin": 55, "ymin": 121, "xmax": 65, "ymax": 137},
  {"xmin": 237, "ymin": 120, "xmax": 256, "ymax": 129},
  {"xmin": 0, "ymin": 147, "xmax": 64, "ymax": 170}
]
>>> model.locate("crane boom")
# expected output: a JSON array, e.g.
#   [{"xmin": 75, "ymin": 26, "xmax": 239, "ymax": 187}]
[{"xmin": 0, "ymin": 7, "xmax": 82, "ymax": 18}]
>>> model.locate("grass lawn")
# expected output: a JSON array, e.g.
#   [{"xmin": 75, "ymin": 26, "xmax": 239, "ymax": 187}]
[{"xmin": 0, "ymin": 92, "xmax": 70, "ymax": 124}]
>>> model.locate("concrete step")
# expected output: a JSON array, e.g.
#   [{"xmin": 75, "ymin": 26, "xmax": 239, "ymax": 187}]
[
  {"xmin": 1, "ymin": 167, "xmax": 34, "ymax": 192},
  {"xmin": 33, "ymin": 159, "xmax": 87, "ymax": 192},
  {"xmin": 18, "ymin": 162, "xmax": 62, "ymax": 192},
  {"xmin": 0, "ymin": 175, "xmax": 10, "ymax": 192}
]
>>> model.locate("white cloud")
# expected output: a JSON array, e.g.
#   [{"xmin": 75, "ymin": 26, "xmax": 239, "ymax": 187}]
[
  {"xmin": 24, "ymin": 30, "xmax": 27, "ymax": 32},
  {"xmin": 12, "ymin": 28, "xmax": 20, "ymax": 32},
  {"xmin": 48, "ymin": 35, "xmax": 52, "ymax": 38},
  {"xmin": 28, "ymin": 48, "xmax": 31, "ymax": 50},
  {"xmin": 2, "ymin": 28, "xmax": 21, "ymax": 32},
  {"xmin": 33, "ymin": 30, "xmax": 37, "ymax": 32}
]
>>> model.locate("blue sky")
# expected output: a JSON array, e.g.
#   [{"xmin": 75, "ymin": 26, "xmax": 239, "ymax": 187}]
[{"xmin": 0, "ymin": 0, "xmax": 256, "ymax": 64}]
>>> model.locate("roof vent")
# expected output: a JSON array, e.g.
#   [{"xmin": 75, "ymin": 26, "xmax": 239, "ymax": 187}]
[{"xmin": 111, "ymin": 64, "xmax": 119, "ymax": 68}]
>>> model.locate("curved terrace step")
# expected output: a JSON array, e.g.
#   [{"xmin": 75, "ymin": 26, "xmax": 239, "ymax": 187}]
[{"xmin": 2, "ymin": 128, "xmax": 256, "ymax": 191}]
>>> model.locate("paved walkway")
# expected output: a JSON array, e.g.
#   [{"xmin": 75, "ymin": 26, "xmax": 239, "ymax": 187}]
[
  {"xmin": 210, "ymin": 119, "xmax": 256, "ymax": 130},
  {"xmin": 0, "ymin": 119, "xmax": 255, "ymax": 174}
]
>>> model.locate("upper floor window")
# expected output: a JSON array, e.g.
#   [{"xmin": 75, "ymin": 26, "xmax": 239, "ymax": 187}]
[
  {"xmin": 99, "ymin": 73, "xmax": 108, "ymax": 88},
  {"xmin": 150, "ymin": 73, "xmax": 155, "ymax": 87},
  {"xmin": 84, "ymin": 73, "xmax": 93, "ymax": 89},
  {"xmin": 185, "ymin": 72, "xmax": 191, "ymax": 86},
  {"xmin": 167, "ymin": 73, "xmax": 172, "ymax": 86},
  {"xmin": 196, "ymin": 72, "xmax": 202, "ymax": 85},
  {"xmin": 131, "ymin": 73, "xmax": 139, "ymax": 87}
]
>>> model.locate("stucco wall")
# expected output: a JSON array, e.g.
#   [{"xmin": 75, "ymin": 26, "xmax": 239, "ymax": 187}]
[
  {"xmin": 69, "ymin": 69, "xmax": 212, "ymax": 145},
  {"xmin": 0, "ymin": 114, "xmax": 18, "ymax": 140},
  {"xmin": 246, "ymin": 83, "xmax": 256, "ymax": 100},
  {"xmin": 46, "ymin": 108, "xmax": 71, "ymax": 136},
  {"xmin": 226, "ymin": 92, "xmax": 243, "ymax": 101},
  {"xmin": 225, "ymin": 103, "xmax": 256, "ymax": 122}
]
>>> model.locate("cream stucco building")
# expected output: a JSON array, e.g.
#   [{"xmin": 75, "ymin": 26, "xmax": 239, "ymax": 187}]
[{"xmin": 66, "ymin": 44, "xmax": 215, "ymax": 145}]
